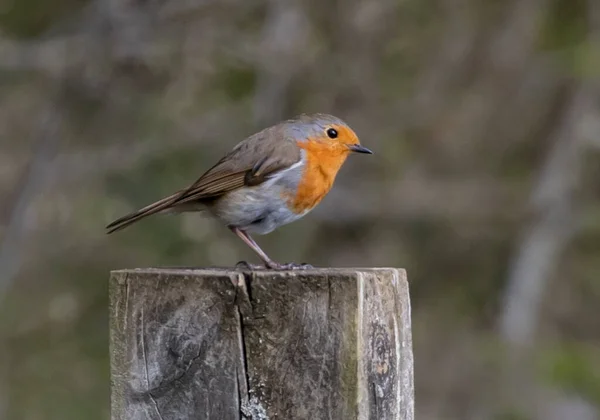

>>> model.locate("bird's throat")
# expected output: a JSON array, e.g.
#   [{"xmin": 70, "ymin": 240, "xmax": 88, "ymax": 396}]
[{"xmin": 287, "ymin": 140, "xmax": 348, "ymax": 213}]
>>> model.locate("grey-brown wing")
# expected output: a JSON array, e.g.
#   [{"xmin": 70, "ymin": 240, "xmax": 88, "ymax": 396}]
[
  {"xmin": 172, "ymin": 128, "xmax": 301, "ymax": 204},
  {"xmin": 106, "ymin": 127, "xmax": 300, "ymax": 233}
]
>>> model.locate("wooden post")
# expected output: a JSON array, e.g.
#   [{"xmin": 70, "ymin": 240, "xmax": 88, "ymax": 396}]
[{"xmin": 109, "ymin": 268, "xmax": 413, "ymax": 420}]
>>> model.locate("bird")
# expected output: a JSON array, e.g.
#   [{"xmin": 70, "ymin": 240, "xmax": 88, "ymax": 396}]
[{"xmin": 106, "ymin": 113, "xmax": 372, "ymax": 269}]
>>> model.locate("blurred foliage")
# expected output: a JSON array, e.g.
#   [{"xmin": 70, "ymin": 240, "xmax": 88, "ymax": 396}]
[
  {"xmin": 539, "ymin": 344, "xmax": 600, "ymax": 404},
  {"xmin": 0, "ymin": 0, "xmax": 88, "ymax": 38}
]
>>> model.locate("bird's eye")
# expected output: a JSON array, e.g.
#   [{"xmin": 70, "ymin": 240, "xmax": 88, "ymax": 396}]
[{"xmin": 326, "ymin": 128, "xmax": 338, "ymax": 139}]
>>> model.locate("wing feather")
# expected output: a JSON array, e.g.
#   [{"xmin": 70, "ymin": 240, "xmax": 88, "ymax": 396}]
[{"xmin": 106, "ymin": 127, "xmax": 301, "ymax": 233}]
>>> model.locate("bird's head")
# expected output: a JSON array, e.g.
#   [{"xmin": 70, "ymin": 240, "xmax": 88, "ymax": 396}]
[{"xmin": 287, "ymin": 113, "xmax": 373, "ymax": 157}]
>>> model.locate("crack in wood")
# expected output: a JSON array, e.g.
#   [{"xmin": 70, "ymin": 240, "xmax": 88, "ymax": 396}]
[
  {"xmin": 326, "ymin": 274, "xmax": 332, "ymax": 318},
  {"xmin": 235, "ymin": 273, "xmax": 255, "ymax": 419},
  {"xmin": 372, "ymin": 381, "xmax": 380, "ymax": 419},
  {"xmin": 109, "ymin": 268, "xmax": 413, "ymax": 420},
  {"xmin": 237, "ymin": 304, "xmax": 251, "ymax": 415},
  {"xmin": 140, "ymin": 306, "xmax": 165, "ymax": 420},
  {"xmin": 123, "ymin": 274, "xmax": 130, "ymax": 336}
]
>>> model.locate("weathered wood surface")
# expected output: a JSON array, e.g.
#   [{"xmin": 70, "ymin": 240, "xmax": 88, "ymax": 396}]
[{"xmin": 109, "ymin": 268, "xmax": 413, "ymax": 420}]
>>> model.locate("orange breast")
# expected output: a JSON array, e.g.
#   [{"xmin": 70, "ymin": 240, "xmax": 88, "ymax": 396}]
[{"xmin": 286, "ymin": 139, "xmax": 349, "ymax": 213}]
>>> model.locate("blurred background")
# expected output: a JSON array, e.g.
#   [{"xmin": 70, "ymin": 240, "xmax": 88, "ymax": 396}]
[{"xmin": 1, "ymin": 0, "xmax": 599, "ymax": 418}]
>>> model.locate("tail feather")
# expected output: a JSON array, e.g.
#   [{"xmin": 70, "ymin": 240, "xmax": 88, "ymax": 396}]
[{"xmin": 106, "ymin": 191, "xmax": 183, "ymax": 234}]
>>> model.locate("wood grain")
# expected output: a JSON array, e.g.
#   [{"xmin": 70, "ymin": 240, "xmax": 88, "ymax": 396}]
[{"xmin": 109, "ymin": 268, "xmax": 413, "ymax": 420}]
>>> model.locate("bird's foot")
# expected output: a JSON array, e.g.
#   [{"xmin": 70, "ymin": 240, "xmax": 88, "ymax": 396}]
[
  {"xmin": 235, "ymin": 261, "xmax": 267, "ymax": 270},
  {"xmin": 267, "ymin": 262, "xmax": 314, "ymax": 270},
  {"xmin": 235, "ymin": 260, "xmax": 314, "ymax": 270}
]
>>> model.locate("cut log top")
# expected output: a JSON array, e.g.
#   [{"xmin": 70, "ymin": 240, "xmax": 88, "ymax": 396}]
[{"xmin": 109, "ymin": 267, "xmax": 413, "ymax": 420}]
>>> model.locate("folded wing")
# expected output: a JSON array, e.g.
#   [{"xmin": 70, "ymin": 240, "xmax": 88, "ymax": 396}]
[{"xmin": 106, "ymin": 129, "xmax": 300, "ymax": 233}]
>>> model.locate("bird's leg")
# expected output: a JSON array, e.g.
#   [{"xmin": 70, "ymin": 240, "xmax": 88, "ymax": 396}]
[
  {"xmin": 229, "ymin": 227, "xmax": 279, "ymax": 269},
  {"xmin": 229, "ymin": 227, "xmax": 313, "ymax": 270}
]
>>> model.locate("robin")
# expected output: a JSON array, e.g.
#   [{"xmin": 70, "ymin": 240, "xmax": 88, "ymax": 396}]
[{"xmin": 106, "ymin": 113, "xmax": 372, "ymax": 269}]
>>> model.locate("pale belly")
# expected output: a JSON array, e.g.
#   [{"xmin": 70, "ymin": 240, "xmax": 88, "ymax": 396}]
[{"xmin": 208, "ymin": 183, "xmax": 308, "ymax": 235}]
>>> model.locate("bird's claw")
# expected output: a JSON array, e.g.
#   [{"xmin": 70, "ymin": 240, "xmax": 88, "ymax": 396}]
[
  {"xmin": 268, "ymin": 262, "xmax": 314, "ymax": 270},
  {"xmin": 235, "ymin": 261, "xmax": 266, "ymax": 270},
  {"xmin": 235, "ymin": 261, "xmax": 314, "ymax": 270}
]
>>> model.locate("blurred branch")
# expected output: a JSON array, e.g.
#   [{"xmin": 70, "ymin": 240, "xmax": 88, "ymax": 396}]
[
  {"xmin": 0, "ymin": 0, "xmax": 113, "ymax": 305},
  {"xmin": 498, "ymin": 85, "xmax": 589, "ymax": 348},
  {"xmin": 498, "ymin": 0, "xmax": 600, "ymax": 350},
  {"xmin": 0, "ymin": 98, "xmax": 63, "ymax": 301}
]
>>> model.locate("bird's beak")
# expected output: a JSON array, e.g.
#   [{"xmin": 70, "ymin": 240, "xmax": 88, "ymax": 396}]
[{"xmin": 347, "ymin": 144, "xmax": 373, "ymax": 154}]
